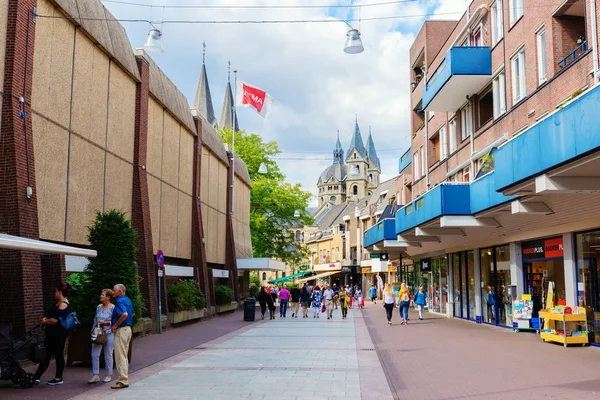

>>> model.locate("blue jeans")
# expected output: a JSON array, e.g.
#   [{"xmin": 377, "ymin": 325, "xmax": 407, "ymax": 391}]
[
  {"xmin": 91, "ymin": 332, "xmax": 114, "ymax": 376},
  {"xmin": 399, "ymin": 301, "xmax": 409, "ymax": 320},
  {"xmin": 280, "ymin": 300, "xmax": 288, "ymax": 316}
]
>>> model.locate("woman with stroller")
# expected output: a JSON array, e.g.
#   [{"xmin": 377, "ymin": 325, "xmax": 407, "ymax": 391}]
[
  {"xmin": 34, "ymin": 283, "xmax": 71, "ymax": 385},
  {"xmin": 89, "ymin": 289, "xmax": 115, "ymax": 384}
]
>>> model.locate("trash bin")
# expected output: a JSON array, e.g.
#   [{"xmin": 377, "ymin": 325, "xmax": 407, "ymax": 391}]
[{"xmin": 244, "ymin": 297, "xmax": 256, "ymax": 321}]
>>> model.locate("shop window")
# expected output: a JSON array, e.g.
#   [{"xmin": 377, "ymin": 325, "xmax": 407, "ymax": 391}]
[
  {"xmin": 478, "ymin": 85, "xmax": 494, "ymax": 128},
  {"xmin": 481, "ymin": 245, "xmax": 512, "ymax": 327},
  {"xmin": 576, "ymin": 231, "xmax": 600, "ymax": 344}
]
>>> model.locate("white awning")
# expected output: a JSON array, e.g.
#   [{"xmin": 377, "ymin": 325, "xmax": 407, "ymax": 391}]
[
  {"xmin": 0, "ymin": 233, "xmax": 97, "ymax": 258},
  {"xmin": 236, "ymin": 258, "xmax": 285, "ymax": 272},
  {"xmin": 296, "ymin": 270, "xmax": 339, "ymax": 283}
]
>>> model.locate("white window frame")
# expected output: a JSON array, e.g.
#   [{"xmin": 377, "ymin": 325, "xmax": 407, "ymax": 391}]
[
  {"xmin": 439, "ymin": 125, "xmax": 448, "ymax": 160},
  {"xmin": 463, "ymin": 166, "xmax": 471, "ymax": 183},
  {"xmin": 471, "ymin": 25, "xmax": 483, "ymax": 46},
  {"xmin": 460, "ymin": 104, "xmax": 473, "ymax": 141},
  {"xmin": 413, "ymin": 152, "xmax": 420, "ymax": 180},
  {"xmin": 492, "ymin": 69, "xmax": 506, "ymax": 118},
  {"xmin": 491, "ymin": 0, "xmax": 504, "ymax": 46},
  {"xmin": 537, "ymin": 27, "xmax": 547, "ymax": 85},
  {"xmin": 511, "ymin": 47, "xmax": 527, "ymax": 104},
  {"xmin": 448, "ymin": 118, "xmax": 457, "ymax": 154},
  {"xmin": 428, "ymin": 111, "xmax": 435, "ymax": 120},
  {"xmin": 420, "ymin": 146, "xmax": 425, "ymax": 177},
  {"xmin": 510, "ymin": 0, "xmax": 524, "ymax": 26}
]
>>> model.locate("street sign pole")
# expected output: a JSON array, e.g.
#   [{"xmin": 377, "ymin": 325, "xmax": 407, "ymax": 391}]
[{"xmin": 156, "ymin": 250, "xmax": 165, "ymax": 334}]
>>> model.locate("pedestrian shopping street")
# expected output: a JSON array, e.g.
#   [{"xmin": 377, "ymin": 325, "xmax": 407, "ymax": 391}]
[{"xmin": 73, "ymin": 306, "xmax": 391, "ymax": 400}]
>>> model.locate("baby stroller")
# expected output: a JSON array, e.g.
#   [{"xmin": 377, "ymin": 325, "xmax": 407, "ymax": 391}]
[{"xmin": 0, "ymin": 322, "xmax": 44, "ymax": 388}]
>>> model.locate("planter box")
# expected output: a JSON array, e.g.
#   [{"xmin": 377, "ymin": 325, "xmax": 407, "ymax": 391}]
[
  {"xmin": 168, "ymin": 308, "xmax": 206, "ymax": 324},
  {"xmin": 216, "ymin": 301, "xmax": 238, "ymax": 314}
]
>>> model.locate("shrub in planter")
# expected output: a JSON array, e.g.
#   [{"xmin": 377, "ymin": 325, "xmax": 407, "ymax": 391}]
[
  {"xmin": 248, "ymin": 284, "xmax": 259, "ymax": 298},
  {"xmin": 215, "ymin": 285, "xmax": 233, "ymax": 305},
  {"xmin": 167, "ymin": 280, "xmax": 206, "ymax": 312}
]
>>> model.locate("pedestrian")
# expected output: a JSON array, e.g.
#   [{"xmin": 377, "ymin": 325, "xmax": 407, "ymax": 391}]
[
  {"xmin": 311, "ymin": 285, "xmax": 323, "ymax": 318},
  {"xmin": 339, "ymin": 285, "xmax": 349, "ymax": 319},
  {"xmin": 383, "ymin": 283, "xmax": 395, "ymax": 326},
  {"xmin": 348, "ymin": 285, "xmax": 354, "ymax": 309},
  {"xmin": 299, "ymin": 286, "xmax": 310, "ymax": 318},
  {"xmin": 486, "ymin": 286, "xmax": 495, "ymax": 323},
  {"xmin": 356, "ymin": 287, "xmax": 364, "ymax": 309},
  {"xmin": 323, "ymin": 284, "xmax": 335, "ymax": 320},
  {"xmin": 89, "ymin": 289, "xmax": 115, "ymax": 384},
  {"xmin": 369, "ymin": 284, "xmax": 377, "ymax": 304},
  {"xmin": 278, "ymin": 285, "xmax": 290, "ymax": 317},
  {"xmin": 290, "ymin": 285, "xmax": 301, "ymax": 318},
  {"xmin": 270, "ymin": 285, "xmax": 279, "ymax": 306},
  {"xmin": 397, "ymin": 282, "xmax": 411, "ymax": 325},
  {"xmin": 34, "ymin": 283, "xmax": 71, "ymax": 385},
  {"xmin": 257, "ymin": 287, "xmax": 270, "ymax": 320},
  {"xmin": 110, "ymin": 283, "xmax": 134, "ymax": 389},
  {"xmin": 414, "ymin": 286, "xmax": 428, "ymax": 320},
  {"xmin": 332, "ymin": 283, "xmax": 340, "ymax": 309}
]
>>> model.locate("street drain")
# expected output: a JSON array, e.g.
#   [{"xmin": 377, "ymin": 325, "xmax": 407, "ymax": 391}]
[{"xmin": 360, "ymin": 348, "xmax": 375, "ymax": 351}]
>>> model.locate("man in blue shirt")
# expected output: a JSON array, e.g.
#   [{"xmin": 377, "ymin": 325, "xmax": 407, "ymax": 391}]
[
  {"xmin": 369, "ymin": 285, "xmax": 377, "ymax": 304},
  {"xmin": 110, "ymin": 284, "xmax": 134, "ymax": 389}
]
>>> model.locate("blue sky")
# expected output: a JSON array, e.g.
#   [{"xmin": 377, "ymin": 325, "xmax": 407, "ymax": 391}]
[{"xmin": 102, "ymin": 0, "xmax": 470, "ymax": 206}]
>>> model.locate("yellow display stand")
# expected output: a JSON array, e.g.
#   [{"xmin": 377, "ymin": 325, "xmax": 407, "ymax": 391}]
[{"xmin": 538, "ymin": 281, "xmax": 588, "ymax": 347}]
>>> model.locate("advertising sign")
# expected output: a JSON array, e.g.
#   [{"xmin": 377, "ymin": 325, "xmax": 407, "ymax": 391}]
[
  {"xmin": 522, "ymin": 237, "xmax": 563, "ymax": 260},
  {"xmin": 513, "ymin": 299, "xmax": 533, "ymax": 320}
]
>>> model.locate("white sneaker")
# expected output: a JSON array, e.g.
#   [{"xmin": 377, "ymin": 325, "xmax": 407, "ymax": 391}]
[
  {"xmin": 103, "ymin": 377, "xmax": 112, "ymax": 383},
  {"xmin": 88, "ymin": 376, "xmax": 100, "ymax": 384}
]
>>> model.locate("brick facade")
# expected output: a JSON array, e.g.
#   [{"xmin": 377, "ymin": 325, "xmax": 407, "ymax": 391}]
[{"xmin": 0, "ymin": 0, "xmax": 45, "ymax": 335}]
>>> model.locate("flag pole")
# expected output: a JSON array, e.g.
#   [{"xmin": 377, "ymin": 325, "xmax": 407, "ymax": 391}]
[{"xmin": 231, "ymin": 70, "xmax": 238, "ymax": 216}]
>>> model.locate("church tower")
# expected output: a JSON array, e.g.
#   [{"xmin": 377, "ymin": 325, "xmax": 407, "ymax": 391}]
[
  {"xmin": 191, "ymin": 43, "xmax": 218, "ymax": 127},
  {"xmin": 345, "ymin": 118, "xmax": 369, "ymax": 200},
  {"xmin": 366, "ymin": 127, "xmax": 381, "ymax": 192},
  {"xmin": 317, "ymin": 133, "xmax": 347, "ymax": 208}
]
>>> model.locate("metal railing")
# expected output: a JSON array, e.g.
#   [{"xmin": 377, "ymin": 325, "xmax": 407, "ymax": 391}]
[{"xmin": 558, "ymin": 41, "xmax": 587, "ymax": 69}]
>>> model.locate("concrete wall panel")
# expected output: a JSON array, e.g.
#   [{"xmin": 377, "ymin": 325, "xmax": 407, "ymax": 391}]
[
  {"xmin": 159, "ymin": 184, "xmax": 178, "ymax": 257},
  {"xmin": 179, "ymin": 132, "xmax": 194, "ymax": 196},
  {"xmin": 177, "ymin": 193, "xmax": 192, "ymax": 259},
  {"xmin": 147, "ymin": 98, "xmax": 164, "ymax": 177},
  {"xmin": 66, "ymin": 136, "xmax": 105, "ymax": 244},
  {"xmin": 105, "ymin": 154, "xmax": 133, "ymax": 217},
  {"xmin": 107, "ymin": 66, "xmax": 136, "ymax": 163},
  {"xmin": 71, "ymin": 30, "xmax": 109, "ymax": 147},
  {"xmin": 217, "ymin": 161, "xmax": 228, "ymax": 214},
  {"xmin": 148, "ymin": 175, "xmax": 161, "ymax": 251},
  {"xmin": 33, "ymin": 115, "xmax": 68, "ymax": 242},
  {"xmin": 161, "ymin": 113, "xmax": 180, "ymax": 187}
]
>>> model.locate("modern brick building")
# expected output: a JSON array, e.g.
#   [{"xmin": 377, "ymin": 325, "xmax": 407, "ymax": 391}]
[
  {"xmin": 363, "ymin": 0, "xmax": 600, "ymax": 345},
  {"xmin": 0, "ymin": 0, "xmax": 253, "ymax": 335}
]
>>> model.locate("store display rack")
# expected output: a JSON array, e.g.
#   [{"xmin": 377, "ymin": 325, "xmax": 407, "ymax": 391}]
[{"xmin": 538, "ymin": 312, "xmax": 588, "ymax": 347}]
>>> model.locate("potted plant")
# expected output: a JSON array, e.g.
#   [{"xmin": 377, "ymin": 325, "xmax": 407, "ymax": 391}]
[
  {"xmin": 167, "ymin": 280, "xmax": 207, "ymax": 324},
  {"xmin": 215, "ymin": 285, "xmax": 237, "ymax": 313}
]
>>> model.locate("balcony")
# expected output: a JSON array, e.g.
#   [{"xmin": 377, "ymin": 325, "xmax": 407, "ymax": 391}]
[
  {"xmin": 470, "ymin": 172, "xmax": 515, "ymax": 214},
  {"xmin": 395, "ymin": 184, "xmax": 471, "ymax": 234},
  {"xmin": 363, "ymin": 219, "xmax": 396, "ymax": 248},
  {"xmin": 422, "ymin": 47, "xmax": 492, "ymax": 112},
  {"xmin": 398, "ymin": 149, "xmax": 412, "ymax": 173},
  {"xmin": 558, "ymin": 41, "xmax": 587, "ymax": 69},
  {"xmin": 494, "ymin": 85, "xmax": 600, "ymax": 192}
]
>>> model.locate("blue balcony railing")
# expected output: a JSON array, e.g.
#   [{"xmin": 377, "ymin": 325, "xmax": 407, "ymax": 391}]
[
  {"xmin": 363, "ymin": 219, "xmax": 396, "ymax": 247},
  {"xmin": 470, "ymin": 172, "xmax": 515, "ymax": 214},
  {"xmin": 558, "ymin": 41, "xmax": 587, "ymax": 69},
  {"xmin": 398, "ymin": 148, "xmax": 412, "ymax": 173},
  {"xmin": 495, "ymin": 85, "xmax": 600, "ymax": 192},
  {"xmin": 422, "ymin": 46, "xmax": 492, "ymax": 111},
  {"xmin": 395, "ymin": 184, "xmax": 471, "ymax": 234}
]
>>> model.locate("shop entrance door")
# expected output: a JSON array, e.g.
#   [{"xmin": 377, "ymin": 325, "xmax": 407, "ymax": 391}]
[{"xmin": 452, "ymin": 251, "xmax": 474, "ymax": 319}]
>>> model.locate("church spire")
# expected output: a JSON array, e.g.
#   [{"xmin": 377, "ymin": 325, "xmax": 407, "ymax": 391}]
[
  {"xmin": 219, "ymin": 60, "xmax": 239, "ymax": 131},
  {"xmin": 192, "ymin": 42, "xmax": 217, "ymax": 126},
  {"xmin": 366, "ymin": 126, "xmax": 381, "ymax": 170},
  {"xmin": 333, "ymin": 130, "xmax": 344, "ymax": 164},
  {"xmin": 346, "ymin": 117, "xmax": 367, "ymax": 160}
]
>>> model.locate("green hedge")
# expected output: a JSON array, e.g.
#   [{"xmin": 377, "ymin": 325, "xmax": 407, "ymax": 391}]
[
  {"xmin": 167, "ymin": 280, "xmax": 206, "ymax": 312},
  {"xmin": 248, "ymin": 284, "xmax": 259, "ymax": 298},
  {"xmin": 215, "ymin": 285, "xmax": 234, "ymax": 305}
]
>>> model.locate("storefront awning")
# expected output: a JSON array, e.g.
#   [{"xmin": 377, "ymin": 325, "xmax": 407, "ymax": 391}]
[
  {"xmin": 297, "ymin": 270, "xmax": 339, "ymax": 283},
  {"xmin": 0, "ymin": 233, "xmax": 97, "ymax": 258},
  {"xmin": 267, "ymin": 271, "xmax": 312, "ymax": 284}
]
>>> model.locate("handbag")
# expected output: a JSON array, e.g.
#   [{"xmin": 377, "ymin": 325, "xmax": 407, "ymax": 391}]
[
  {"xmin": 91, "ymin": 324, "xmax": 107, "ymax": 344},
  {"xmin": 321, "ymin": 303, "xmax": 326, "ymax": 313},
  {"xmin": 59, "ymin": 311, "xmax": 80, "ymax": 331}
]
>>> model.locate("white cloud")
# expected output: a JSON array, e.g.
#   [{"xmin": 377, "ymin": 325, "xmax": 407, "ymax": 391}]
[
  {"xmin": 431, "ymin": 0, "xmax": 470, "ymax": 19},
  {"xmin": 106, "ymin": 0, "xmax": 427, "ymax": 207}
]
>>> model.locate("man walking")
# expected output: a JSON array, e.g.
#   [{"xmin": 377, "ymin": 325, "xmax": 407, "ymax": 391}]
[
  {"xmin": 323, "ymin": 284, "xmax": 335, "ymax": 320},
  {"xmin": 290, "ymin": 285, "xmax": 301, "ymax": 318},
  {"xmin": 278, "ymin": 285, "xmax": 290, "ymax": 317},
  {"xmin": 110, "ymin": 284, "xmax": 134, "ymax": 389},
  {"xmin": 369, "ymin": 284, "xmax": 378, "ymax": 304}
]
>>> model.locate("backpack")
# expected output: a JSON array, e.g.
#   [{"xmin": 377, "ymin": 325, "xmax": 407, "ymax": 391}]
[{"xmin": 401, "ymin": 292, "xmax": 410, "ymax": 302}]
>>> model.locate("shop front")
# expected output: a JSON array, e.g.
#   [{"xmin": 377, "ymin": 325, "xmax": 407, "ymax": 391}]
[
  {"xmin": 480, "ymin": 245, "xmax": 513, "ymax": 327},
  {"xmin": 575, "ymin": 230, "xmax": 600, "ymax": 345},
  {"xmin": 522, "ymin": 237, "xmax": 565, "ymax": 316},
  {"xmin": 452, "ymin": 251, "xmax": 475, "ymax": 321}
]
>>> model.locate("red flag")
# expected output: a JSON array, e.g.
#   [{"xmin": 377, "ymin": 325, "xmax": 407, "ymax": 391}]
[{"xmin": 235, "ymin": 80, "xmax": 274, "ymax": 118}]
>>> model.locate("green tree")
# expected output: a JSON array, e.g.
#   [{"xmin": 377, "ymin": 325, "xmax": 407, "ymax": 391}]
[
  {"xmin": 74, "ymin": 210, "xmax": 144, "ymax": 325},
  {"xmin": 219, "ymin": 128, "xmax": 312, "ymax": 260}
]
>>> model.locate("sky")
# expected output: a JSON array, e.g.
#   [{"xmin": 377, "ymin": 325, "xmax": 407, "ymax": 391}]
[{"xmin": 102, "ymin": 0, "xmax": 470, "ymax": 207}]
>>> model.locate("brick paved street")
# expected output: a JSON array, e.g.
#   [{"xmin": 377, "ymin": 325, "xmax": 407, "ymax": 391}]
[
  {"xmin": 361, "ymin": 301, "xmax": 600, "ymax": 400},
  {"xmin": 71, "ymin": 306, "xmax": 391, "ymax": 400}
]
